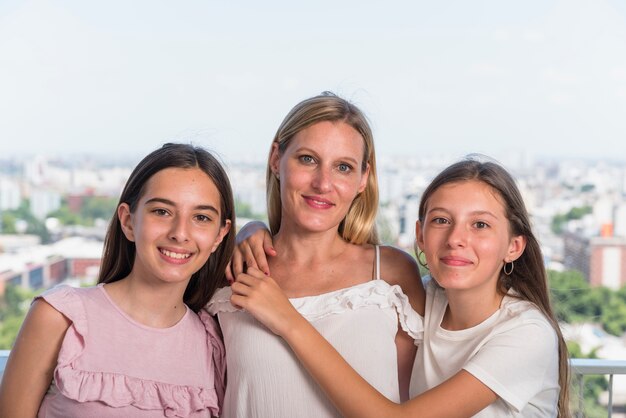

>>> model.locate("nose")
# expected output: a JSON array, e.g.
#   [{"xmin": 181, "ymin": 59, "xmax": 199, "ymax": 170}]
[
  {"xmin": 169, "ymin": 216, "xmax": 190, "ymax": 242},
  {"xmin": 446, "ymin": 222, "xmax": 467, "ymax": 248},
  {"xmin": 311, "ymin": 166, "xmax": 332, "ymax": 193}
]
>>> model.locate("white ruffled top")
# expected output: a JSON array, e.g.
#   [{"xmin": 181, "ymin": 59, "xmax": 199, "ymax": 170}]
[{"xmin": 207, "ymin": 245, "xmax": 423, "ymax": 418}]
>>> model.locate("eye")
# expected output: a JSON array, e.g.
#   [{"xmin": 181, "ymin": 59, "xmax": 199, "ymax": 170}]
[
  {"xmin": 152, "ymin": 208, "xmax": 169, "ymax": 216},
  {"xmin": 299, "ymin": 155, "xmax": 315, "ymax": 164},
  {"xmin": 337, "ymin": 163, "xmax": 353, "ymax": 173},
  {"xmin": 474, "ymin": 221, "xmax": 490, "ymax": 229},
  {"xmin": 432, "ymin": 217, "xmax": 449, "ymax": 225},
  {"xmin": 195, "ymin": 214, "xmax": 212, "ymax": 223}
]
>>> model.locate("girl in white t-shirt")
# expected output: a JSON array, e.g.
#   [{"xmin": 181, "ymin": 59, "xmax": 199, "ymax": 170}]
[{"xmin": 231, "ymin": 158, "xmax": 570, "ymax": 418}]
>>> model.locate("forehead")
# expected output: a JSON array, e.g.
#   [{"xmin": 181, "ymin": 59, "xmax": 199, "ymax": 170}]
[
  {"xmin": 142, "ymin": 167, "xmax": 221, "ymax": 207},
  {"xmin": 288, "ymin": 121, "xmax": 365, "ymax": 158},
  {"xmin": 427, "ymin": 180, "xmax": 506, "ymax": 213}
]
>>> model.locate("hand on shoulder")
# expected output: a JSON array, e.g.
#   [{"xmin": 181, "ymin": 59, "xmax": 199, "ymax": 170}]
[
  {"xmin": 230, "ymin": 267, "xmax": 303, "ymax": 338},
  {"xmin": 226, "ymin": 221, "xmax": 276, "ymax": 282}
]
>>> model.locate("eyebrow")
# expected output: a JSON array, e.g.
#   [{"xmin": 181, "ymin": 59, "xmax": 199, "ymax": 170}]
[
  {"xmin": 145, "ymin": 197, "xmax": 220, "ymax": 215},
  {"xmin": 428, "ymin": 207, "xmax": 499, "ymax": 219},
  {"xmin": 296, "ymin": 147, "xmax": 360, "ymax": 166}
]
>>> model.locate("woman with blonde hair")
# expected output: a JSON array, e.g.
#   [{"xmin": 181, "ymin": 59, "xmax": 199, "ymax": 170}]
[
  {"xmin": 233, "ymin": 158, "xmax": 571, "ymax": 417},
  {"xmin": 209, "ymin": 92, "xmax": 425, "ymax": 418}
]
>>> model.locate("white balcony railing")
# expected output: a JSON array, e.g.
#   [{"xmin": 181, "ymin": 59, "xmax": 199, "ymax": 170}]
[
  {"xmin": 570, "ymin": 358, "xmax": 626, "ymax": 418},
  {"xmin": 0, "ymin": 352, "xmax": 625, "ymax": 415}
]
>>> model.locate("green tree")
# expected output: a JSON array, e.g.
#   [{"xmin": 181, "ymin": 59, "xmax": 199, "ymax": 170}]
[
  {"xmin": 549, "ymin": 270, "xmax": 597, "ymax": 323},
  {"xmin": 80, "ymin": 196, "xmax": 117, "ymax": 223},
  {"xmin": 551, "ymin": 205, "xmax": 592, "ymax": 234},
  {"xmin": 48, "ymin": 196, "xmax": 118, "ymax": 226},
  {"xmin": 0, "ymin": 285, "xmax": 39, "ymax": 349},
  {"xmin": 1, "ymin": 199, "xmax": 50, "ymax": 242},
  {"xmin": 0, "ymin": 315, "xmax": 26, "ymax": 349},
  {"xmin": 0, "ymin": 212, "xmax": 17, "ymax": 233},
  {"xmin": 47, "ymin": 203, "xmax": 81, "ymax": 225},
  {"xmin": 235, "ymin": 199, "xmax": 265, "ymax": 221}
]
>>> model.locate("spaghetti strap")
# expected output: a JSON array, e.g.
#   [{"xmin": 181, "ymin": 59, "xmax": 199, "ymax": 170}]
[{"xmin": 374, "ymin": 245, "xmax": 381, "ymax": 281}]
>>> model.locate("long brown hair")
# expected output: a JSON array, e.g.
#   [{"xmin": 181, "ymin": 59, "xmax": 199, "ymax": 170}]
[
  {"xmin": 267, "ymin": 91, "xmax": 379, "ymax": 245},
  {"xmin": 418, "ymin": 158, "xmax": 570, "ymax": 418},
  {"xmin": 98, "ymin": 143, "xmax": 235, "ymax": 312}
]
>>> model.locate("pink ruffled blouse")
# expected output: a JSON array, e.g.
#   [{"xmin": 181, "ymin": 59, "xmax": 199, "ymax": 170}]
[{"xmin": 36, "ymin": 284, "xmax": 225, "ymax": 418}]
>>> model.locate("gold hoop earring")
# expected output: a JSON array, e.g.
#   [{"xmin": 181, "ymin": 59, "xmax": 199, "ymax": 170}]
[
  {"xmin": 503, "ymin": 261, "xmax": 514, "ymax": 276},
  {"xmin": 417, "ymin": 251, "xmax": 428, "ymax": 269}
]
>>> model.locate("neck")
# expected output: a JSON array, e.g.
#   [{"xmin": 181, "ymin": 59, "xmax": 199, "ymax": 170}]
[
  {"xmin": 104, "ymin": 276, "xmax": 188, "ymax": 328},
  {"xmin": 441, "ymin": 287, "xmax": 505, "ymax": 331},
  {"xmin": 273, "ymin": 227, "xmax": 348, "ymax": 265}
]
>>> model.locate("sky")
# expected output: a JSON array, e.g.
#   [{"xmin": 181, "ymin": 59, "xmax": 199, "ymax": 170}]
[{"xmin": 1, "ymin": 0, "xmax": 626, "ymax": 166}]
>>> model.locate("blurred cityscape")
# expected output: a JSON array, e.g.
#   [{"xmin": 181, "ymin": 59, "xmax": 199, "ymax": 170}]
[
  {"xmin": 3, "ymin": 151, "xmax": 626, "ymax": 301},
  {"xmin": 2, "ymin": 152, "xmax": 626, "ymax": 412}
]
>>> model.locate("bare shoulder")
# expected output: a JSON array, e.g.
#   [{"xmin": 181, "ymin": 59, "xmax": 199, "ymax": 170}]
[
  {"xmin": 0, "ymin": 299, "xmax": 72, "ymax": 416},
  {"xmin": 22, "ymin": 299, "xmax": 71, "ymax": 344},
  {"xmin": 378, "ymin": 245, "xmax": 425, "ymax": 314},
  {"xmin": 28, "ymin": 298, "xmax": 72, "ymax": 329},
  {"xmin": 378, "ymin": 246, "xmax": 420, "ymax": 283}
]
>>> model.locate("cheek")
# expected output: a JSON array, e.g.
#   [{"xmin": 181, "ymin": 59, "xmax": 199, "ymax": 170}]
[
  {"xmin": 196, "ymin": 227, "xmax": 223, "ymax": 251},
  {"xmin": 335, "ymin": 177, "xmax": 362, "ymax": 198},
  {"xmin": 281, "ymin": 167, "xmax": 305, "ymax": 191},
  {"xmin": 475, "ymin": 237, "xmax": 505, "ymax": 258}
]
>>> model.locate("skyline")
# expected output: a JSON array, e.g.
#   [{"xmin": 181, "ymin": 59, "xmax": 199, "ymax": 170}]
[{"xmin": 1, "ymin": 0, "xmax": 626, "ymax": 166}]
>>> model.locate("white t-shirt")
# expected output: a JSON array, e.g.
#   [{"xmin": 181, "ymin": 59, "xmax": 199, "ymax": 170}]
[{"xmin": 410, "ymin": 277, "xmax": 560, "ymax": 417}]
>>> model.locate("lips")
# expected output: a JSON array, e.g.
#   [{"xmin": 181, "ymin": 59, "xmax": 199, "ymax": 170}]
[
  {"xmin": 440, "ymin": 256, "xmax": 473, "ymax": 267},
  {"xmin": 303, "ymin": 195, "xmax": 334, "ymax": 209},
  {"xmin": 159, "ymin": 248, "xmax": 192, "ymax": 261}
]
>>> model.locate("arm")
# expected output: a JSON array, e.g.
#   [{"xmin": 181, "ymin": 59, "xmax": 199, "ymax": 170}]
[
  {"xmin": 379, "ymin": 246, "xmax": 426, "ymax": 400},
  {"xmin": 231, "ymin": 268, "xmax": 497, "ymax": 418},
  {"xmin": 395, "ymin": 329, "xmax": 416, "ymax": 402},
  {"xmin": 225, "ymin": 220, "xmax": 276, "ymax": 282},
  {"xmin": 0, "ymin": 299, "xmax": 71, "ymax": 418}
]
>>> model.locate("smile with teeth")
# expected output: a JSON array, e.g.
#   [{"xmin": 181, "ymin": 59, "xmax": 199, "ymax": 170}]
[{"xmin": 160, "ymin": 248, "xmax": 192, "ymax": 259}]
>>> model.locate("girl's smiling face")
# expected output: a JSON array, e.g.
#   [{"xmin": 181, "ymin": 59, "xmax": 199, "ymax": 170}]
[
  {"xmin": 416, "ymin": 179, "xmax": 525, "ymax": 296},
  {"xmin": 119, "ymin": 167, "xmax": 231, "ymax": 287}
]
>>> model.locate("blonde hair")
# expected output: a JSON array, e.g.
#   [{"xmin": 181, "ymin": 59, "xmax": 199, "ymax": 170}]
[{"xmin": 267, "ymin": 92, "xmax": 379, "ymax": 245}]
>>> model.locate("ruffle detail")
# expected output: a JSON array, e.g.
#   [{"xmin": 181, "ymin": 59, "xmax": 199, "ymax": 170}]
[
  {"xmin": 208, "ymin": 281, "xmax": 424, "ymax": 341},
  {"xmin": 206, "ymin": 286, "xmax": 237, "ymax": 315},
  {"xmin": 198, "ymin": 309, "xmax": 226, "ymax": 413},
  {"xmin": 39, "ymin": 285, "xmax": 221, "ymax": 417},
  {"xmin": 55, "ymin": 368, "xmax": 220, "ymax": 417}
]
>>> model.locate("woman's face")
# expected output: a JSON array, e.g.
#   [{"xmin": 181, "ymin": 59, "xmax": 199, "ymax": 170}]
[{"xmin": 270, "ymin": 120, "xmax": 369, "ymax": 235}]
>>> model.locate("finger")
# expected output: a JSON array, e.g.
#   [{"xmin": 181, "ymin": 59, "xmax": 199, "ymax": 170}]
[
  {"xmin": 231, "ymin": 280, "xmax": 252, "ymax": 296},
  {"xmin": 263, "ymin": 232, "xmax": 278, "ymax": 257},
  {"xmin": 231, "ymin": 245, "xmax": 245, "ymax": 277},
  {"xmin": 230, "ymin": 294, "xmax": 245, "ymax": 310},
  {"xmin": 245, "ymin": 267, "xmax": 268, "ymax": 280},
  {"xmin": 233, "ymin": 272, "xmax": 264, "ymax": 288},
  {"xmin": 250, "ymin": 244, "xmax": 271, "ymax": 276},
  {"xmin": 241, "ymin": 242, "xmax": 261, "ymax": 272},
  {"xmin": 225, "ymin": 261, "xmax": 234, "ymax": 284}
]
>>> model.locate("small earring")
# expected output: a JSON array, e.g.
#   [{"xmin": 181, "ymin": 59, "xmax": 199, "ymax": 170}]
[
  {"xmin": 503, "ymin": 261, "xmax": 514, "ymax": 276},
  {"xmin": 417, "ymin": 251, "xmax": 428, "ymax": 269},
  {"xmin": 275, "ymin": 172, "xmax": 280, "ymax": 181}
]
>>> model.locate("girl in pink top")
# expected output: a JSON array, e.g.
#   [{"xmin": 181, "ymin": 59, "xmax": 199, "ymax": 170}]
[{"xmin": 0, "ymin": 143, "xmax": 235, "ymax": 418}]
